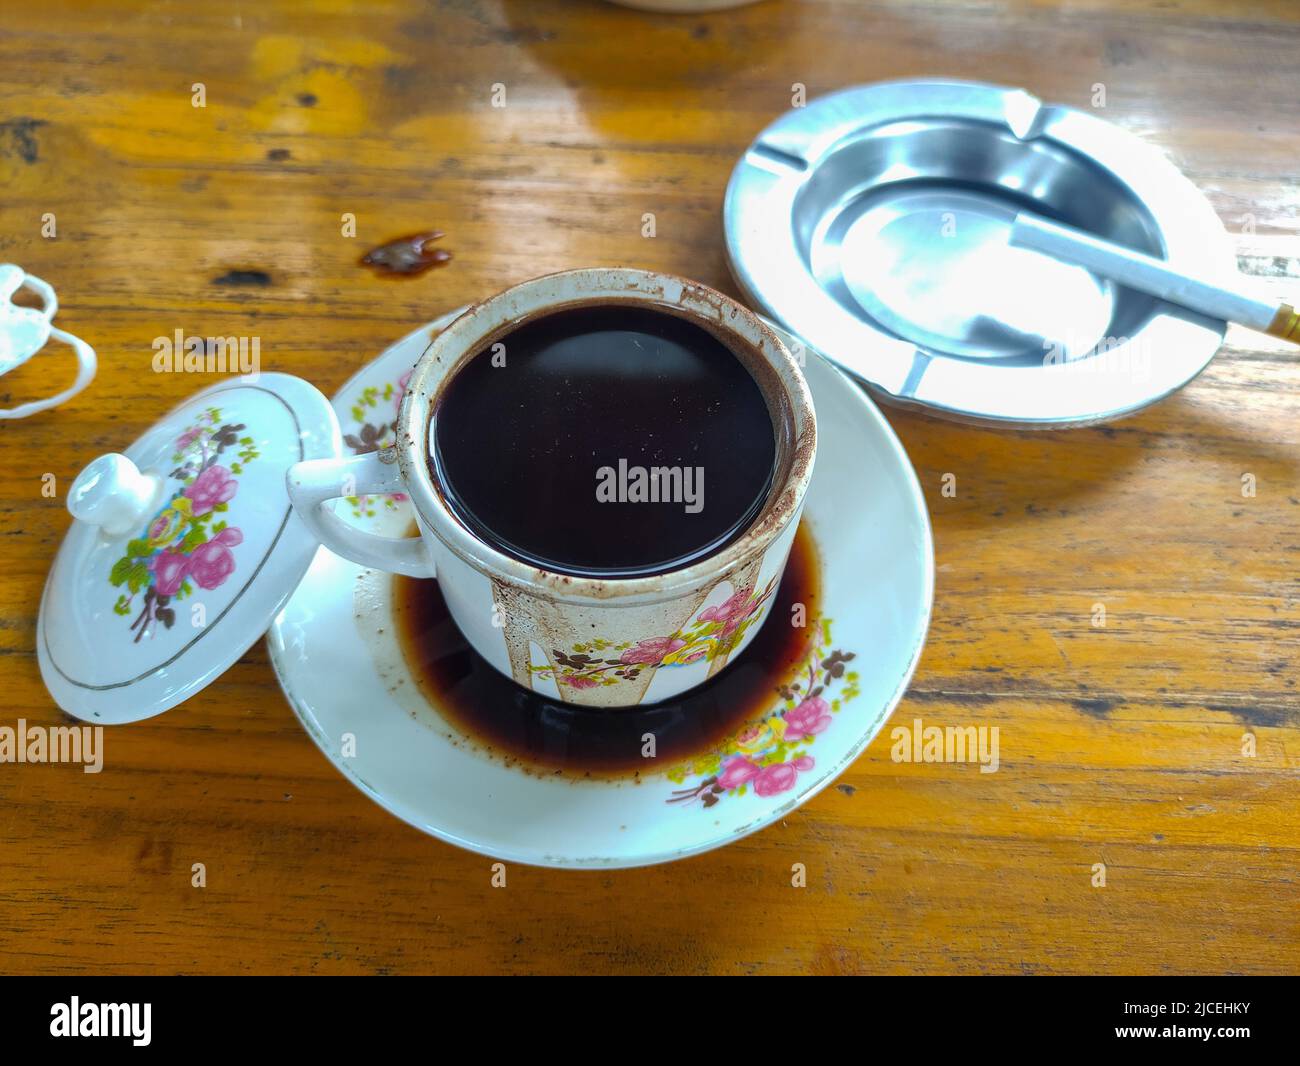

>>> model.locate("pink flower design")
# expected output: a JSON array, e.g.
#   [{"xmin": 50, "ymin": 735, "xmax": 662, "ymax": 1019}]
[
  {"xmin": 753, "ymin": 756, "xmax": 814, "ymax": 797},
  {"xmin": 620, "ymin": 635, "xmax": 686, "ymax": 666},
  {"xmin": 188, "ymin": 527, "xmax": 244, "ymax": 590},
  {"xmin": 184, "ymin": 465, "xmax": 239, "ymax": 516},
  {"xmin": 666, "ymin": 616, "xmax": 856, "ymax": 810},
  {"xmin": 561, "ymin": 673, "xmax": 600, "ymax": 690},
  {"xmin": 149, "ymin": 550, "xmax": 190, "ymax": 597},
  {"xmin": 784, "ymin": 695, "xmax": 832, "ymax": 741},
  {"xmin": 176, "ymin": 427, "xmax": 203, "ymax": 449},
  {"xmin": 676, "ymin": 645, "xmax": 708, "ymax": 665},
  {"xmin": 717, "ymin": 757, "xmax": 762, "ymax": 790},
  {"xmin": 698, "ymin": 588, "xmax": 759, "ymax": 636}
]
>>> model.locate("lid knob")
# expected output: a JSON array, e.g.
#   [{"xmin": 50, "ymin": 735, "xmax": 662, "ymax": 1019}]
[{"xmin": 68, "ymin": 453, "xmax": 164, "ymax": 536}]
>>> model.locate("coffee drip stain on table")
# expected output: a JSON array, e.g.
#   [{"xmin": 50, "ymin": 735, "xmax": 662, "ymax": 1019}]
[
  {"xmin": 0, "ymin": 0, "xmax": 1296, "ymax": 975},
  {"xmin": 359, "ymin": 231, "xmax": 453, "ymax": 276}
]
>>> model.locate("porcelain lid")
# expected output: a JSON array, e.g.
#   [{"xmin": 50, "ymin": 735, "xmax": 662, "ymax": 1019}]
[{"xmin": 38, "ymin": 373, "xmax": 340, "ymax": 723}]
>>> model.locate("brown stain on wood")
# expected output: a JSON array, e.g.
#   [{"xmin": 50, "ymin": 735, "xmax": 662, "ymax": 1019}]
[
  {"xmin": 359, "ymin": 231, "xmax": 453, "ymax": 276},
  {"xmin": 0, "ymin": 0, "xmax": 1296, "ymax": 976}
]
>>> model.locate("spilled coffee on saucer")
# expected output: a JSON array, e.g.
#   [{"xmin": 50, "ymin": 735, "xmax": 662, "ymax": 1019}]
[{"xmin": 430, "ymin": 304, "xmax": 778, "ymax": 578}]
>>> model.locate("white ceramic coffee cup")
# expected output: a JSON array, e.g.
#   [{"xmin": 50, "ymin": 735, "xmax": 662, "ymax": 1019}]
[{"xmin": 287, "ymin": 268, "xmax": 815, "ymax": 707}]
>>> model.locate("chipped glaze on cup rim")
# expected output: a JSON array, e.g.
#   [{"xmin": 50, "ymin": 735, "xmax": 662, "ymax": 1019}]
[{"xmin": 395, "ymin": 267, "xmax": 817, "ymax": 607}]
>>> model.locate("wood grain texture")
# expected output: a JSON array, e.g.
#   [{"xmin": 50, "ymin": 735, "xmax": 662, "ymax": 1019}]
[{"xmin": 0, "ymin": 0, "xmax": 1297, "ymax": 975}]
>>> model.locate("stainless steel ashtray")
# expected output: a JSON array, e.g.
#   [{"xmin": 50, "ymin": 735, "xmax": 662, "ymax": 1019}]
[{"xmin": 724, "ymin": 79, "xmax": 1237, "ymax": 428}]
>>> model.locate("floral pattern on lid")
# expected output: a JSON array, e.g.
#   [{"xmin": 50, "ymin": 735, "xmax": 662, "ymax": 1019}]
[{"xmin": 108, "ymin": 406, "xmax": 261, "ymax": 641}]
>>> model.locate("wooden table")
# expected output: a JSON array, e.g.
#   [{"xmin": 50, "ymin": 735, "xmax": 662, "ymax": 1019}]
[{"xmin": 0, "ymin": 0, "xmax": 1296, "ymax": 976}]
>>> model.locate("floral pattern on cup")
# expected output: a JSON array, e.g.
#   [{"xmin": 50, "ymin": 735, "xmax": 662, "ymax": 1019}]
[
  {"xmin": 108, "ymin": 407, "xmax": 260, "ymax": 642},
  {"xmin": 529, "ymin": 575, "xmax": 779, "ymax": 692},
  {"xmin": 666, "ymin": 619, "xmax": 858, "ymax": 808},
  {"xmin": 342, "ymin": 369, "xmax": 412, "ymax": 518}
]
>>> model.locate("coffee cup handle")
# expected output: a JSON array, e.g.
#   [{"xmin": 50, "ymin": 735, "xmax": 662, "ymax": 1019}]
[{"xmin": 286, "ymin": 451, "xmax": 436, "ymax": 578}]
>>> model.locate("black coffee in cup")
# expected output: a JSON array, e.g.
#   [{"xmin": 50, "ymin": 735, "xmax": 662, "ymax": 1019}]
[{"xmin": 430, "ymin": 303, "xmax": 778, "ymax": 578}]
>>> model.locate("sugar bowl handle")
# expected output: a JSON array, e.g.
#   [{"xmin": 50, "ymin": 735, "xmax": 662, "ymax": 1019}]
[{"xmin": 286, "ymin": 450, "xmax": 435, "ymax": 578}]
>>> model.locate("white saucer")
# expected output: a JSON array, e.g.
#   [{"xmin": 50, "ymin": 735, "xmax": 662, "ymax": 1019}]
[{"xmin": 267, "ymin": 312, "xmax": 934, "ymax": 868}]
